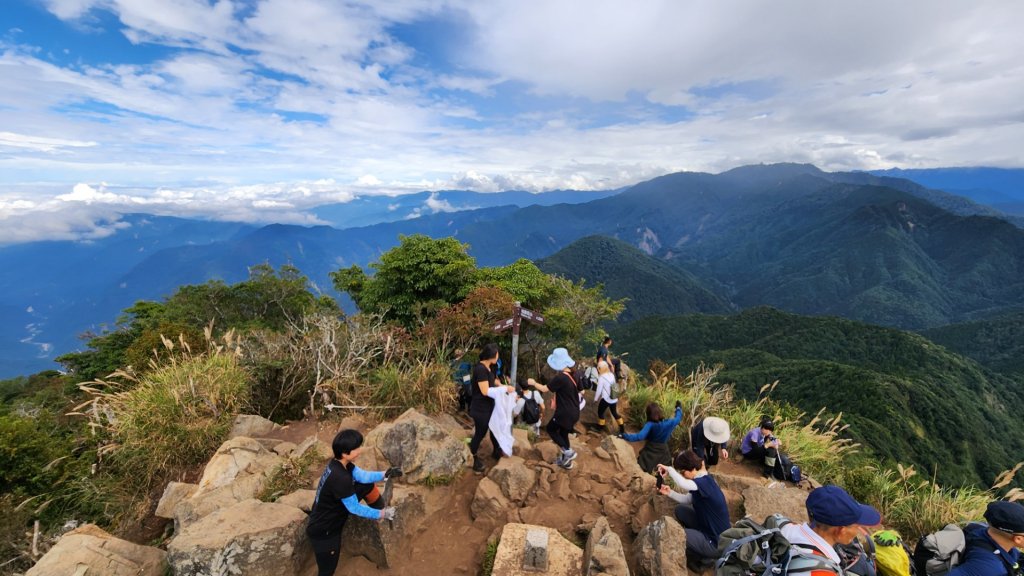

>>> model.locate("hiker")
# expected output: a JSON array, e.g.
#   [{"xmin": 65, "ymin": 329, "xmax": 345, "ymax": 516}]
[
  {"xmin": 593, "ymin": 360, "xmax": 623, "ymax": 431},
  {"xmin": 655, "ymin": 450, "xmax": 731, "ymax": 568},
  {"xmin": 595, "ymin": 335, "xmax": 622, "ymax": 379},
  {"xmin": 469, "ymin": 343, "xmax": 516, "ymax": 473},
  {"xmin": 690, "ymin": 416, "xmax": 730, "ymax": 468},
  {"xmin": 781, "ymin": 485, "xmax": 882, "ymax": 576},
  {"xmin": 946, "ymin": 500, "xmax": 1024, "ymax": 576},
  {"xmin": 306, "ymin": 429, "xmax": 401, "ymax": 576},
  {"xmin": 619, "ymin": 400, "xmax": 683, "ymax": 473},
  {"xmin": 740, "ymin": 418, "xmax": 783, "ymax": 477},
  {"xmin": 525, "ymin": 347, "xmax": 581, "ymax": 470},
  {"xmin": 513, "ymin": 382, "xmax": 545, "ymax": 436}
]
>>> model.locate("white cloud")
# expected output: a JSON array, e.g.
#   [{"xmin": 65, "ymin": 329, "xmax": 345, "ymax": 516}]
[{"xmin": 0, "ymin": 131, "xmax": 98, "ymax": 152}]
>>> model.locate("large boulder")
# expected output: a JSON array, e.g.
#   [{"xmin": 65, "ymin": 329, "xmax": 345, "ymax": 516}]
[
  {"xmin": 276, "ymin": 489, "xmax": 316, "ymax": 512},
  {"xmin": 491, "ymin": 523, "xmax": 585, "ymax": 576},
  {"xmin": 166, "ymin": 499, "xmax": 308, "ymax": 576},
  {"xmin": 293, "ymin": 435, "xmax": 333, "ymax": 463},
  {"xmin": 742, "ymin": 485, "xmax": 809, "ymax": 524},
  {"xmin": 228, "ymin": 414, "xmax": 282, "ymax": 439},
  {"xmin": 26, "ymin": 524, "xmax": 167, "ymax": 576},
  {"xmin": 196, "ymin": 436, "xmax": 284, "ymax": 493},
  {"xmin": 172, "ymin": 474, "xmax": 264, "ymax": 531},
  {"xmin": 584, "ymin": 516, "xmax": 630, "ymax": 576},
  {"xmin": 487, "ymin": 456, "xmax": 537, "ymax": 503},
  {"xmin": 341, "ymin": 485, "xmax": 426, "ymax": 568},
  {"xmin": 601, "ymin": 435, "xmax": 645, "ymax": 476},
  {"xmin": 360, "ymin": 409, "xmax": 470, "ymax": 484},
  {"xmin": 634, "ymin": 516, "xmax": 688, "ymax": 576},
  {"xmin": 471, "ymin": 477, "xmax": 512, "ymax": 523},
  {"xmin": 154, "ymin": 481, "xmax": 197, "ymax": 519}
]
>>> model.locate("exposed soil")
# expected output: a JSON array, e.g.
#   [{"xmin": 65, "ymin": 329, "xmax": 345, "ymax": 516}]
[{"xmin": 256, "ymin": 404, "xmax": 768, "ymax": 576}]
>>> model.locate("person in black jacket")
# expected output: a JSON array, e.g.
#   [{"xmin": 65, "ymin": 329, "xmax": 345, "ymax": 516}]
[
  {"xmin": 306, "ymin": 429, "xmax": 402, "ymax": 576},
  {"xmin": 468, "ymin": 343, "xmax": 516, "ymax": 473},
  {"xmin": 526, "ymin": 347, "xmax": 581, "ymax": 470}
]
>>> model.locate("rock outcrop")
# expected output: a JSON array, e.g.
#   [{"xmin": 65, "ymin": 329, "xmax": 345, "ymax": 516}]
[
  {"xmin": 584, "ymin": 516, "xmax": 630, "ymax": 576},
  {"xmin": 359, "ymin": 408, "xmax": 470, "ymax": 483},
  {"xmin": 228, "ymin": 414, "xmax": 282, "ymax": 439},
  {"xmin": 26, "ymin": 524, "xmax": 167, "ymax": 576},
  {"xmin": 487, "ymin": 456, "xmax": 537, "ymax": 503},
  {"xmin": 634, "ymin": 515, "xmax": 688, "ymax": 576},
  {"xmin": 166, "ymin": 498, "xmax": 308, "ymax": 576},
  {"xmin": 341, "ymin": 485, "xmax": 426, "ymax": 568},
  {"xmin": 471, "ymin": 476, "xmax": 512, "ymax": 523},
  {"xmin": 741, "ymin": 484, "xmax": 809, "ymax": 523}
]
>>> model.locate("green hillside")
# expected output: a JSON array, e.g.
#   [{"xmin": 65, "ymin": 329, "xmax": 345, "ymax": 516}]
[
  {"xmin": 614, "ymin": 307, "xmax": 1024, "ymax": 487},
  {"xmin": 536, "ymin": 236, "xmax": 732, "ymax": 322},
  {"xmin": 921, "ymin": 308, "xmax": 1024, "ymax": 375}
]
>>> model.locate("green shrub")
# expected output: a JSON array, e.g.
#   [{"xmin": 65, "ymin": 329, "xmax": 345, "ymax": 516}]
[{"xmin": 259, "ymin": 450, "xmax": 320, "ymax": 502}]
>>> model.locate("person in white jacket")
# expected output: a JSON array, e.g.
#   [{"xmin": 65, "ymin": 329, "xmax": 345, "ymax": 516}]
[{"xmin": 593, "ymin": 361, "xmax": 623, "ymax": 431}]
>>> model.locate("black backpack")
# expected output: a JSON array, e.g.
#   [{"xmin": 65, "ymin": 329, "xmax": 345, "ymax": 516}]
[
  {"xmin": 913, "ymin": 523, "xmax": 1021, "ymax": 576},
  {"xmin": 521, "ymin": 393, "xmax": 541, "ymax": 424}
]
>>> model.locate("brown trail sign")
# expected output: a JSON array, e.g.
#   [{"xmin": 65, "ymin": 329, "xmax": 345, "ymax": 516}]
[{"xmin": 493, "ymin": 301, "xmax": 545, "ymax": 386}]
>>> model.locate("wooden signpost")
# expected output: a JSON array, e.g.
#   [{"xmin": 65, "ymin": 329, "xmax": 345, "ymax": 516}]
[{"xmin": 493, "ymin": 301, "xmax": 545, "ymax": 386}]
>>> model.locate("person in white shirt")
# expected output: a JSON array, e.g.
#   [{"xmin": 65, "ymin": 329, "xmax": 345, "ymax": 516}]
[
  {"xmin": 593, "ymin": 361, "xmax": 623, "ymax": 431},
  {"xmin": 780, "ymin": 485, "xmax": 882, "ymax": 576}
]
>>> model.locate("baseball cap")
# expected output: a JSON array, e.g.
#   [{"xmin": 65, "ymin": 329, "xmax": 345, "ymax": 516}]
[
  {"xmin": 985, "ymin": 501, "xmax": 1024, "ymax": 534},
  {"xmin": 806, "ymin": 485, "xmax": 882, "ymax": 527}
]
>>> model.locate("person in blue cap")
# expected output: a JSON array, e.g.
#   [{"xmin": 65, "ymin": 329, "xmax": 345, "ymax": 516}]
[
  {"xmin": 780, "ymin": 485, "xmax": 882, "ymax": 576},
  {"xmin": 947, "ymin": 500, "xmax": 1024, "ymax": 576}
]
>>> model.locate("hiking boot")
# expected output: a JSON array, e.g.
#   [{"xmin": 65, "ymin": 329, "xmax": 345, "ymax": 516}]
[
  {"xmin": 597, "ymin": 418, "xmax": 606, "ymax": 427},
  {"xmin": 559, "ymin": 459, "xmax": 575, "ymax": 470},
  {"xmin": 562, "ymin": 449, "xmax": 578, "ymax": 464},
  {"xmin": 616, "ymin": 418, "xmax": 624, "ymax": 427},
  {"xmin": 472, "ymin": 456, "xmax": 485, "ymax": 474}
]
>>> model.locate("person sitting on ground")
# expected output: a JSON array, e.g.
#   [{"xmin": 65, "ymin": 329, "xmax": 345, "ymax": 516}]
[
  {"xmin": 947, "ymin": 500, "xmax": 1024, "ymax": 576},
  {"xmin": 306, "ymin": 429, "xmax": 401, "ymax": 576},
  {"xmin": 513, "ymin": 381, "xmax": 545, "ymax": 437},
  {"xmin": 779, "ymin": 485, "xmax": 882, "ymax": 576},
  {"xmin": 690, "ymin": 415, "xmax": 730, "ymax": 468},
  {"xmin": 525, "ymin": 347, "xmax": 581, "ymax": 470},
  {"xmin": 619, "ymin": 400, "xmax": 683, "ymax": 473},
  {"xmin": 593, "ymin": 360, "xmax": 623, "ymax": 432},
  {"xmin": 740, "ymin": 418, "xmax": 783, "ymax": 477},
  {"xmin": 655, "ymin": 450, "xmax": 731, "ymax": 568}
]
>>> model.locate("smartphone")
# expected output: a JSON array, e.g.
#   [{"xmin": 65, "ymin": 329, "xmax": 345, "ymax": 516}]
[{"xmin": 655, "ymin": 473, "xmax": 664, "ymax": 490}]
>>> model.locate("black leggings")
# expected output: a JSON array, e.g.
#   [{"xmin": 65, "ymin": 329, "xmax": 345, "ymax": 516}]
[
  {"xmin": 546, "ymin": 419, "xmax": 573, "ymax": 451},
  {"xmin": 469, "ymin": 409, "xmax": 499, "ymax": 456},
  {"xmin": 309, "ymin": 482, "xmax": 384, "ymax": 576},
  {"xmin": 597, "ymin": 399, "xmax": 620, "ymax": 420}
]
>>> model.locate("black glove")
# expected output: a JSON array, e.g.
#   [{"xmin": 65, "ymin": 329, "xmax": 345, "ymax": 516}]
[
  {"xmin": 384, "ymin": 467, "xmax": 403, "ymax": 479},
  {"xmin": 674, "ymin": 400, "xmax": 682, "ymax": 410}
]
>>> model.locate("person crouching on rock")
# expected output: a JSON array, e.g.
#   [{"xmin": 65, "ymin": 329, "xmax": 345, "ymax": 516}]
[
  {"xmin": 618, "ymin": 400, "xmax": 683, "ymax": 473},
  {"xmin": 469, "ymin": 343, "xmax": 517, "ymax": 473},
  {"xmin": 655, "ymin": 450, "xmax": 731, "ymax": 570},
  {"xmin": 690, "ymin": 415, "xmax": 730, "ymax": 468},
  {"xmin": 525, "ymin": 347, "xmax": 581, "ymax": 470},
  {"xmin": 306, "ymin": 429, "xmax": 402, "ymax": 576}
]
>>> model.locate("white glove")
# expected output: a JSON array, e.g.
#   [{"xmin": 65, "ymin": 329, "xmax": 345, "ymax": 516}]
[{"xmin": 380, "ymin": 507, "xmax": 397, "ymax": 521}]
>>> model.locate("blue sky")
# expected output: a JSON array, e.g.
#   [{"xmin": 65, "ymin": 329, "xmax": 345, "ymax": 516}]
[{"xmin": 1, "ymin": 0, "xmax": 1023, "ymax": 242}]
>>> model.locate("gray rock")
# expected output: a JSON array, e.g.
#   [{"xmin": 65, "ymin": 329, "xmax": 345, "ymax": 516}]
[
  {"xmin": 491, "ymin": 523, "xmax": 584, "ymax": 576},
  {"xmin": 271, "ymin": 440, "xmax": 297, "ymax": 456},
  {"xmin": 487, "ymin": 456, "xmax": 537, "ymax": 503},
  {"xmin": 293, "ymin": 435, "xmax": 333, "ymax": 461},
  {"xmin": 155, "ymin": 481, "xmax": 197, "ymax": 519},
  {"xmin": 26, "ymin": 524, "xmax": 167, "ymax": 576},
  {"xmin": 341, "ymin": 485, "xmax": 426, "ymax": 568},
  {"xmin": 471, "ymin": 477, "xmax": 512, "ymax": 523},
  {"xmin": 634, "ymin": 516, "xmax": 688, "ymax": 576},
  {"xmin": 600, "ymin": 435, "xmax": 645, "ymax": 476},
  {"xmin": 228, "ymin": 414, "xmax": 281, "ymax": 439},
  {"xmin": 742, "ymin": 484, "xmax": 809, "ymax": 524},
  {"xmin": 584, "ymin": 516, "xmax": 630, "ymax": 576},
  {"xmin": 275, "ymin": 488, "xmax": 316, "ymax": 512},
  {"xmin": 361, "ymin": 408, "xmax": 470, "ymax": 484},
  {"xmin": 166, "ymin": 499, "xmax": 308, "ymax": 576}
]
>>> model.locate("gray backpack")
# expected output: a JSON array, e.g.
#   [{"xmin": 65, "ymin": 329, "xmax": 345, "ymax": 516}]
[
  {"xmin": 716, "ymin": 514, "xmax": 844, "ymax": 576},
  {"xmin": 912, "ymin": 524, "xmax": 966, "ymax": 576}
]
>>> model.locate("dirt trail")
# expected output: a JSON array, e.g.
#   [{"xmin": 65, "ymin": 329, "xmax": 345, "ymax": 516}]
[{"xmin": 264, "ymin": 411, "xmax": 768, "ymax": 576}]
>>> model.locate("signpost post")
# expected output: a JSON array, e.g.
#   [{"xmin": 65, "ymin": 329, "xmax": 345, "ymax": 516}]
[{"xmin": 492, "ymin": 301, "xmax": 545, "ymax": 386}]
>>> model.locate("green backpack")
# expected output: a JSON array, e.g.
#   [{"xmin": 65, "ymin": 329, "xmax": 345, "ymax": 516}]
[{"xmin": 716, "ymin": 514, "xmax": 843, "ymax": 576}]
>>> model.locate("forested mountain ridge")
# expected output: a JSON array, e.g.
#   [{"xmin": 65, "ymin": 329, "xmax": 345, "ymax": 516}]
[{"xmin": 613, "ymin": 307, "xmax": 1024, "ymax": 487}]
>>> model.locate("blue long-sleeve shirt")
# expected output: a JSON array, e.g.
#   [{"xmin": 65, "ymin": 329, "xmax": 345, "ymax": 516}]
[
  {"xmin": 623, "ymin": 406, "xmax": 682, "ymax": 443},
  {"xmin": 343, "ymin": 466, "xmax": 386, "ymax": 519}
]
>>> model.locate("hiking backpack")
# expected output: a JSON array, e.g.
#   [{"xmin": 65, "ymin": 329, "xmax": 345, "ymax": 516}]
[
  {"xmin": 521, "ymin": 393, "xmax": 541, "ymax": 424},
  {"xmin": 609, "ymin": 379, "xmax": 621, "ymax": 400},
  {"xmin": 582, "ymin": 366, "xmax": 599, "ymax": 391},
  {"xmin": 715, "ymin": 514, "xmax": 844, "ymax": 576},
  {"xmin": 872, "ymin": 530, "xmax": 912, "ymax": 576},
  {"xmin": 835, "ymin": 532, "xmax": 877, "ymax": 576},
  {"xmin": 913, "ymin": 522, "xmax": 1021, "ymax": 576}
]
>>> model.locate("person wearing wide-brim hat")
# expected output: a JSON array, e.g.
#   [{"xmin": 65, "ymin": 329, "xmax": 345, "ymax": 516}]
[
  {"xmin": 690, "ymin": 416, "xmax": 730, "ymax": 468},
  {"xmin": 526, "ymin": 347, "xmax": 581, "ymax": 470}
]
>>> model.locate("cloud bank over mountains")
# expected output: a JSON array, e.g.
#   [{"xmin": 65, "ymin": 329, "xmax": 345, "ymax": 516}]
[{"xmin": 2, "ymin": 0, "xmax": 1023, "ymax": 242}]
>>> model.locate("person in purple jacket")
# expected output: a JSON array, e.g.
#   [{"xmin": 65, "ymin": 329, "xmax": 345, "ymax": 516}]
[{"xmin": 306, "ymin": 429, "xmax": 403, "ymax": 576}]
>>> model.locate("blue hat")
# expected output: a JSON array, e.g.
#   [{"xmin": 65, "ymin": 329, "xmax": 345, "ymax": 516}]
[
  {"xmin": 806, "ymin": 486, "xmax": 881, "ymax": 527},
  {"xmin": 547, "ymin": 347, "xmax": 575, "ymax": 371},
  {"xmin": 986, "ymin": 501, "xmax": 1024, "ymax": 534}
]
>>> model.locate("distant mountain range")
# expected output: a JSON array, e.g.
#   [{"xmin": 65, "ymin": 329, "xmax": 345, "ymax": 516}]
[
  {"xmin": 4, "ymin": 164, "xmax": 1024, "ymax": 378},
  {"xmin": 871, "ymin": 167, "xmax": 1024, "ymax": 216}
]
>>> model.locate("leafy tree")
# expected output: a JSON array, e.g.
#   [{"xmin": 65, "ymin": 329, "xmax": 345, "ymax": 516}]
[
  {"xmin": 477, "ymin": 258, "xmax": 557, "ymax": 308},
  {"xmin": 331, "ymin": 235, "xmax": 478, "ymax": 327}
]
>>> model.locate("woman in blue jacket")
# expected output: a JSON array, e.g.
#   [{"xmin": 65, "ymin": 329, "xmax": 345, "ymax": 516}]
[{"xmin": 619, "ymin": 400, "xmax": 682, "ymax": 473}]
